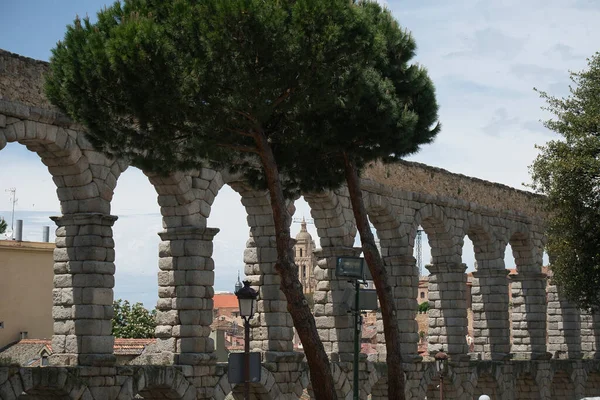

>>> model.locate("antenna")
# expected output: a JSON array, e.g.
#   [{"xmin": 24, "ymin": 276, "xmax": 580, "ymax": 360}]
[
  {"xmin": 416, "ymin": 228, "xmax": 424, "ymax": 276},
  {"xmin": 5, "ymin": 188, "xmax": 17, "ymax": 234}
]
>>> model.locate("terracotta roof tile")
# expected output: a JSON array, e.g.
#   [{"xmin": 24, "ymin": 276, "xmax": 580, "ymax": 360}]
[{"xmin": 214, "ymin": 294, "xmax": 239, "ymax": 309}]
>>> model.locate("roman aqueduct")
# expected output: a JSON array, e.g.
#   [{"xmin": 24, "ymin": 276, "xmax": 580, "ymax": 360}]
[{"xmin": 1, "ymin": 49, "xmax": 600, "ymax": 399}]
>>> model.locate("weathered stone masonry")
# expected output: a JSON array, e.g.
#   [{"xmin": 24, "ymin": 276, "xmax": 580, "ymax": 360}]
[{"xmin": 3, "ymin": 48, "xmax": 600, "ymax": 399}]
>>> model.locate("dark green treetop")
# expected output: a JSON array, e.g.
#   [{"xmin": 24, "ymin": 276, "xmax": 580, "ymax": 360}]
[{"xmin": 46, "ymin": 0, "xmax": 397, "ymax": 196}]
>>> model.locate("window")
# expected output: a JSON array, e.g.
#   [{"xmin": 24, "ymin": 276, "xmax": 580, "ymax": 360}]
[
  {"xmin": 302, "ymin": 265, "xmax": 306, "ymax": 278},
  {"xmin": 420, "ymin": 292, "xmax": 425, "ymax": 299},
  {"xmin": 299, "ymin": 248, "xmax": 303, "ymax": 257}
]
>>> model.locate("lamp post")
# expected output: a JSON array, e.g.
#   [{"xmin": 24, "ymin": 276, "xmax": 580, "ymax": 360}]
[
  {"xmin": 235, "ymin": 280, "xmax": 258, "ymax": 400},
  {"xmin": 435, "ymin": 351, "xmax": 448, "ymax": 400},
  {"xmin": 335, "ymin": 256, "xmax": 366, "ymax": 400}
]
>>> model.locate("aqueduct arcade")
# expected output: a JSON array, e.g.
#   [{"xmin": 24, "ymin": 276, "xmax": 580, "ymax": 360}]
[{"xmin": 1, "ymin": 49, "xmax": 600, "ymax": 399}]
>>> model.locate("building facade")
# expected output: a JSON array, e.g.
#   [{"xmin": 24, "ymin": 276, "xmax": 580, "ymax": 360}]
[{"xmin": 0, "ymin": 240, "xmax": 54, "ymax": 349}]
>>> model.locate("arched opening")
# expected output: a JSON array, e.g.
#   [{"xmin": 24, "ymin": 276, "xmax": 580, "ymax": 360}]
[
  {"xmin": 414, "ymin": 225, "xmax": 430, "ymax": 354},
  {"xmin": 210, "ymin": 183, "xmax": 254, "ymax": 356},
  {"xmin": 291, "ymin": 196, "xmax": 319, "ymax": 296},
  {"xmin": 1, "ymin": 142, "xmax": 59, "ymax": 241},
  {"xmin": 550, "ymin": 370, "xmax": 574, "ymax": 400},
  {"xmin": 515, "ymin": 372, "xmax": 540, "ymax": 400},
  {"xmin": 473, "ymin": 372, "xmax": 499, "ymax": 399},
  {"xmin": 111, "ymin": 166, "xmax": 161, "ymax": 309},
  {"xmin": 585, "ymin": 372, "xmax": 600, "ymax": 397},
  {"xmin": 0, "ymin": 140, "xmax": 60, "ymax": 356},
  {"xmin": 463, "ymin": 235, "xmax": 475, "ymax": 353}
]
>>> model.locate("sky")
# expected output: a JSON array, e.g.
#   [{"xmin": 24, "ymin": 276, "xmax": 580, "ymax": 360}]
[{"xmin": 0, "ymin": 0, "xmax": 593, "ymax": 307}]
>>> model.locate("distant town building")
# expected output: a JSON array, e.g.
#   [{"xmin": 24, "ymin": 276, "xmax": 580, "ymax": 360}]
[
  {"xmin": 0, "ymin": 240, "xmax": 54, "ymax": 349},
  {"xmin": 213, "ymin": 293, "xmax": 241, "ymax": 319},
  {"xmin": 293, "ymin": 218, "xmax": 317, "ymax": 294}
]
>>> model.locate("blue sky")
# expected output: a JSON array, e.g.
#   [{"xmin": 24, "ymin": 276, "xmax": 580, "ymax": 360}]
[{"xmin": 1, "ymin": 0, "xmax": 595, "ymax": 307}]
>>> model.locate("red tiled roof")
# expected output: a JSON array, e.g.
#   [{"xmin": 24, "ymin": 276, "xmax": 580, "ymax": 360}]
[
  {"xmin": 214, "ymin": 294, "xmax": 239, "ymax": 309},
  {"xmin": 114, "ymin": 338, "xmax": 156, "ymax": 355},
  {"xmin": 6, "ymin": 338, "xmax": 156, "ymax": 356}
]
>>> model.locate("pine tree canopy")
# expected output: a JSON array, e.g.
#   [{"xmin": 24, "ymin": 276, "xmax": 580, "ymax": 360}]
[
  {"xmin": 530, "ymin": 52, "xmax": 600, "ymax": 310},
  {"xmin": 46, "ymin": 0, "xmax": 439, "ymax": 197}
]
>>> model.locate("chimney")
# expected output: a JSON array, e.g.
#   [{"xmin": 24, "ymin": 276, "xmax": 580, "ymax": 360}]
[
  {"xmin": 15, "ymin": 219, "xmax": 23, "ymax": 241},
  {"xmin": 20, "ymin": 331, "xmax": 28, "ymax": 340}
]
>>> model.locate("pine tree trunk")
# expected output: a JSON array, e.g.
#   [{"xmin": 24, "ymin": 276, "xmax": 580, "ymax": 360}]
[
  {"xmin": 255, "ymin": 130, "xmax": 337, "ymax": 400},
  {"xmin": 343, "ymin": 153, "xmax": 406, "ymax": 400}
]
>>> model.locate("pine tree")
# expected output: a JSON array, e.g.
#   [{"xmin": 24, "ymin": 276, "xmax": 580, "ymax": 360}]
[
  {"xmin": 277, "ymin": 5, "xmax": 440, "ymax": 397},
  {"xmin": 0, "ymin": 218, "xmax": 6, "ymax": 235},
  {"xmin": 45, "ymin": 1, "xmax": 439, "ymax": 398}
]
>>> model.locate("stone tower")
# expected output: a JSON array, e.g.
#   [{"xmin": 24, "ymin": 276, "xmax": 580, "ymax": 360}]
[{"xmin": 293, "ymin": 218, "xmax": 317, "ymax": 294}]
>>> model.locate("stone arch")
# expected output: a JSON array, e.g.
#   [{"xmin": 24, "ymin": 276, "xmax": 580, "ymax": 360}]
[
  {"xmin": 416, "ymin": 362, "xmax": 460, "ymax": 400},
  {"xmin": 409, "ymin": 204, "xmax": 458, "ymax": 266},
  {"xmin": 504, "ymin": 222, "xmax": 538, "ymax": 274},
  {"xmin": 303, "ymin": 188, "xmax": 356, "ymax": 249},
  {"xmin": 0, "ymin": 367, "xmax": 93, "ymax": 399},
  {"xmin": 585, "ymin": 371, "xmax": 600, "ymax": 397},
  {"xmin": 212, "ymin": 366, "xmax": 282, "ymax": 400},
  {"xmin": 306, "ymin": 363, "xmax": 352, "ymax": 400},
  {"xmin": 0, "ymin": 120, "xmax": 116, "ymax": 214},
  {"xmin": 462, "ymin": 214, "xmax": 501, "ymax": 270},
  {"xmin": 362, "ymin": 365, "xmax": 384, "ymax": 399},
  {"xmin": 363, "ymin": 192, "xmax": 404, "ymax": 251},
  {"xmin": 515, "ymin": 371, "xmax": 541, "ymax": 400},
  {"xmin": 550, "ymin": 369, "xmax": 574, "ymax": 400},
  {"xmin": 130, "ymin": 366, "xmax": 195, "ymax": 399},
  {"xmin": 472, "ymin": 371, "xmax": 500, "ymax": 400},
  {"xmin": 368, "ymin": 375, "xmax": 387, "ymax": 400}
]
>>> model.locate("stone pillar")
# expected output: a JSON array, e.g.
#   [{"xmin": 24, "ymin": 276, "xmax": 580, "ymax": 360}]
[
  {"xmin": 313, "ymin": 246, "xmax": 362, "ymax": 362},
  {"xmin": 581, "ymin": 310, "xmax": 600, "ymax": 359},
  {"xmin": 471, "ymin": 268, "xmax": 510, "ymax": 360},
  {"xmin": 382, "ymin": 255, "xmax": 420, "ymax": 361},
  {"xmin": 547, "ymin": 283, "xmax": 581, "ymax": 359},
  {"xmin": 154, "ymin": 226, "xmax": 219, "ymax": 367},
  {"xmin": 244, "ymin": 233, "xmax": 295, "ymax": 355},
  {"xmin": 509, "ymin": 272, "xmax": 550, "ymax": 359},
  {"xmin": 50, "ymin": 213, "xmax": 118, "ymax": 366},
  {"xmin": 427, "ymin": 263, "xmax": 469, "ymax": 357}
]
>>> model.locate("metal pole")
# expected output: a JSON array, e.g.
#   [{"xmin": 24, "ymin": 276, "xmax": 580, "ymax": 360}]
[
  {"xmin": 439, "ymin": 374, "xmax": 444, "ymax": 400},
  {"xmin": 353, "ymin": 279, "xmax": 360, "ymax": 400},
  {"xmin": 244, "ymin": 317, "xmax": 250, "ymax": 400}
]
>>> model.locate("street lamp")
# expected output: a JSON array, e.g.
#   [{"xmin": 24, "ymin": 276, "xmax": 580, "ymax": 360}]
[
  {"xmin": 434, "ymin": 351, "xmax": 448, "ymax": 400},
  {"xmin": 235, "ymin": 280, "xmax": 258, "ymax": 400},
  {"xmin": 336, "ymin": 256, "xmax": 366, "ymax": 400}
]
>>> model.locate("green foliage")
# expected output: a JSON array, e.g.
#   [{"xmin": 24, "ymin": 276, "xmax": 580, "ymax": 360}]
[
  {"xmin": 112, "ymin": 299, "xmax": 156, "ymax": 339},
  {"xmin": 530, "ymin": 52, "xmax": 600, "ymax": 310},
  {"xmin": 0, "ymin": 217, "xmax": 6, "ymax": 235},
  {"xmin": 417, "ymin": 301, "xmax": 429, "ymax": 313},
  {"xmin": 45, "ymin": 0, "xmax": 437, "ymax": 196}
]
